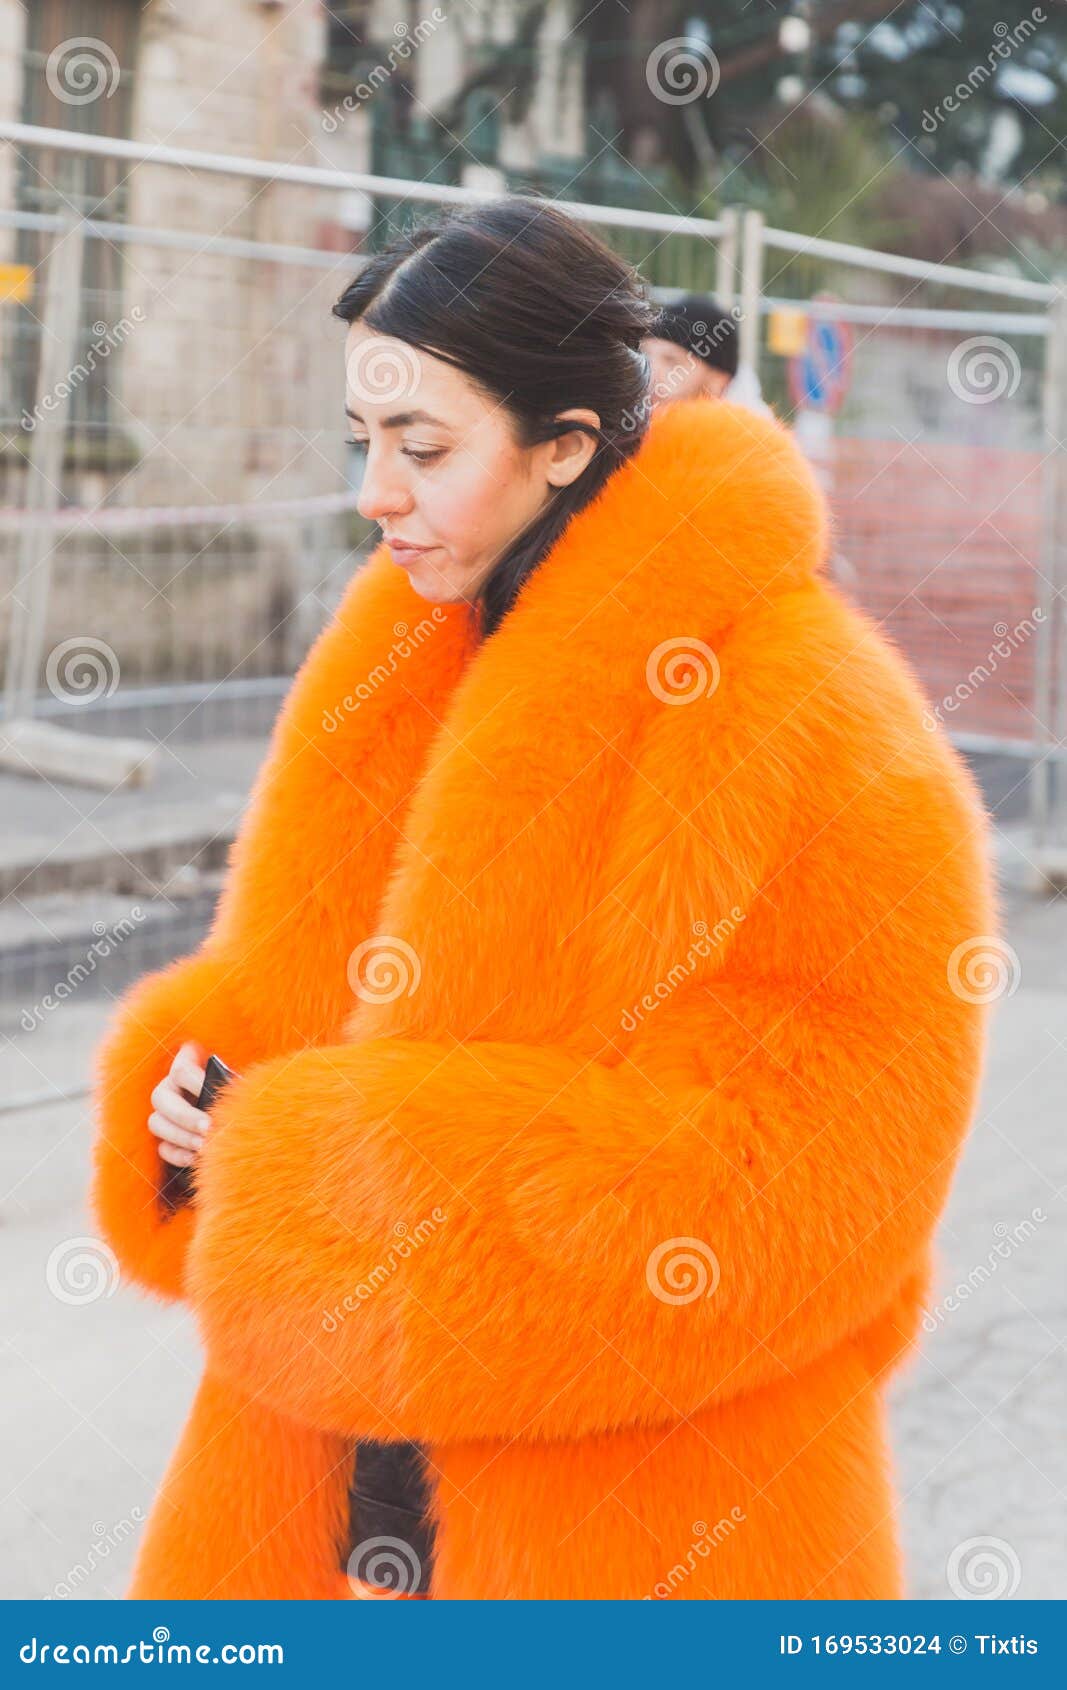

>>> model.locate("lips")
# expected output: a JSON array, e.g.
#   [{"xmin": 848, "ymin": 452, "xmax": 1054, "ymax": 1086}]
[{"xmin": 386, "ymin": 539, "xmax": 434, "ymax": 562}]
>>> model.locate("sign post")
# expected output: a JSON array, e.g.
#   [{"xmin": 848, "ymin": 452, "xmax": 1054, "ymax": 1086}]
[{"xmin": 787, "ymin": 301, "xmax": 853, "ymax": 491}]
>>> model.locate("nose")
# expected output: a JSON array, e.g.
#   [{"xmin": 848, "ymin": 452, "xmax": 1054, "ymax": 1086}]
[{"xmin": 356, "ymin": 448, "xmax": 412, "ymax": 524}]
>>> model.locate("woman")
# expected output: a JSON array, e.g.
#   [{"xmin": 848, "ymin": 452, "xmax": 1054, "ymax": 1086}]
[{"xmin": 90, "ymin": 197, "xmax": 995, "ymax": 1601}]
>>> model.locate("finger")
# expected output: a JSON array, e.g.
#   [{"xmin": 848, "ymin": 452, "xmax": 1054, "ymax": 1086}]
[
  {"xmin": 157, "ymin": 1083, "xmax": 210, "ymax": 1136},
  {"xmin": 158, "ymin": 1142, "xmax": 197, "ymax": 1168},
  {"xmin": 147, "ymin": 1110, "xmax": 204, "ymax": 1154},
  {"xmin": 171, "ymin": 1044, "xmax": 207, "ymax": 1100}
]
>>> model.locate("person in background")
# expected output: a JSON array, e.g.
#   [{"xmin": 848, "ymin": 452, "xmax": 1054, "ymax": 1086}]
[{"xmin": 642, "ymin": 293, "xmax": 772, "ymax": 416}]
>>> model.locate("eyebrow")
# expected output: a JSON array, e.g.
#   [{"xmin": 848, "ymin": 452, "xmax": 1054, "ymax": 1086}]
[{"xmin": 344, "ymin": 405, "xmax": 450, "ymax": 429}]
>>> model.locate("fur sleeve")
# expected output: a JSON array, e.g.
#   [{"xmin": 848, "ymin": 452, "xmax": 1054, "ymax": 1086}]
[
  {"xmin": 184, "ymin": 906, "xmax": 990, "ymax": 1443},
  {"xmin": 88, "ymin": 947, "xmax": 257, "ymax": 1303},
  {"xmin": 87, "ymin": 550, "xmax": 422, "ymax": 1304}
]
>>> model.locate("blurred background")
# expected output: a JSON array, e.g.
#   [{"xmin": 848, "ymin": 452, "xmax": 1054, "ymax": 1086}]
[{"xmin": 0, "ymin": 1, "xmax": 1064, "ymax": 1602}]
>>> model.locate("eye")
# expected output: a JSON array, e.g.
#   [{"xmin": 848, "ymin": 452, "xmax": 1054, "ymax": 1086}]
[{"xmin": 343, "ymin": 437, "xmax": 441, "ymax": 465}]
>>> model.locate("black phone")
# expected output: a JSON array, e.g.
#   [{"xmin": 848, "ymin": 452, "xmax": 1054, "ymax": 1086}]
[
  {"xmin": 159, "ymin": 1053, "xmax": 240, "ymax": 1216},
  {"xmin": 196, "ymin": 1053, "xmax": 239, "ymax": 1110}
]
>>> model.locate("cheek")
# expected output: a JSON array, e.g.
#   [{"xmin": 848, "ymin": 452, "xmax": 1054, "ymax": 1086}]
[
  {"xmin": 417, "ymin": 457, "xmax": 486, "ymax": 538},
  {"xmin": 650, "ymin": 352, "xmax": 677, "ymax": 386},
  {"xmin": 421, "ymin": 447, "xmax": 532, "ymax": 549}
]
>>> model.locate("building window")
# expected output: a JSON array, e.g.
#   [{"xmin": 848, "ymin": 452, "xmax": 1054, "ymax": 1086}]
[{"xmin": 322, "ymin": 2, "xmax": 373, "ymax": 98}]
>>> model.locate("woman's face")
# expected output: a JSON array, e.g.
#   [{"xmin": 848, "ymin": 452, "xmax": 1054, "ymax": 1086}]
[{"xmin": 345, "ymin": 321, "xmax": 600, "ymax": 605}]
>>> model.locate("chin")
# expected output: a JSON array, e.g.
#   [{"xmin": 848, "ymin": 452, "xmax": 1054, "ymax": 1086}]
[
  {"xmin": 407, "ymin": 560, "xmax": 477, "ymax": 605},
  {"xmin": 406, "ymin": 571, "xmax": 454, "ymax": 604}
]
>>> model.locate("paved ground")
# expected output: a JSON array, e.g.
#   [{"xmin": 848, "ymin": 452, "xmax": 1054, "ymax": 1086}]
[
  {"xmin": 891, "ymin": 890, "xmax": 1066, "ymax": 1600},
  {"xmin": 0, "ymin": 742, "xmax": 1063, "ymax": 1601}
]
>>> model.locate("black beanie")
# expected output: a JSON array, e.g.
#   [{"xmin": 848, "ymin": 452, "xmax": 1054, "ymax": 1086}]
[{"xmin": 648, "ymin": 294, "xmax": 739, "ymax": 379}]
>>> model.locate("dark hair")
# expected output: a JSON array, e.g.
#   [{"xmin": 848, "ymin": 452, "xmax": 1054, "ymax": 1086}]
[
  {"xmin": 332, "ymin": 196, "xmax": 659, "ymax": 640},
  {"xmin": 650, "ymin": 294, "xmax": 740, "ymax": 379}
]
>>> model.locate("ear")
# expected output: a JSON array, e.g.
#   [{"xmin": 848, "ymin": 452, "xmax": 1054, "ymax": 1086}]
[{"xmin": 545, "ymin": 408, "xmax": 602, "ymax": 489}]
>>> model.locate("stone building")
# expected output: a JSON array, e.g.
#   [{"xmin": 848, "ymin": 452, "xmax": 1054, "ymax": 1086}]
[{"xmin": 0, "ymin": 1, "xmax": 631, "ymax": 684}]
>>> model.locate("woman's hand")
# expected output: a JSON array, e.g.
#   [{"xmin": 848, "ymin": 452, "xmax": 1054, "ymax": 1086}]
[{"xmin": 149, "ymin": 1041, "xmax": 211, "ymax": 1169}]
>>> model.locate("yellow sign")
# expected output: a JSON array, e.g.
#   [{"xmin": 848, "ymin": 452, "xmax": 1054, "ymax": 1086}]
[
  {"xmin": 767, "ymin": 308, "xmax": 807, "ymax": 357},
  {"xmin": 0, "ymin": 264, "xmax": 33, "ymax": 305}
]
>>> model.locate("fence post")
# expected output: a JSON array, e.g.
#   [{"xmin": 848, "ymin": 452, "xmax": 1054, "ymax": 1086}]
[
  {"xmin": 1031, "ymin": 286, "xmax": 1067, "ymax": 876},
  {"xmin": 714, "ymin": 205, "xmax": 739, "ymax": 308},
  {"xmin": 3, "ymin": 215, "xmax": 84, "ymax": 722},
  {"xmin": 738, "ymin": 209, "xmax": 764, "ymax": 374}
]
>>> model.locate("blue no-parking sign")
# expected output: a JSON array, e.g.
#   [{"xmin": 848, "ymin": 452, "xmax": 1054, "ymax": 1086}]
[{"xmin": 788, "ymin": 305, "xmax": 853, "ymax": 415}]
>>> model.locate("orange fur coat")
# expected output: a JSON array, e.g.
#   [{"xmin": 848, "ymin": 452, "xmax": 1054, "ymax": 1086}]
[{"xmin": 89, "ymin": 398, "xmax": 995, "ymax": 1600}]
